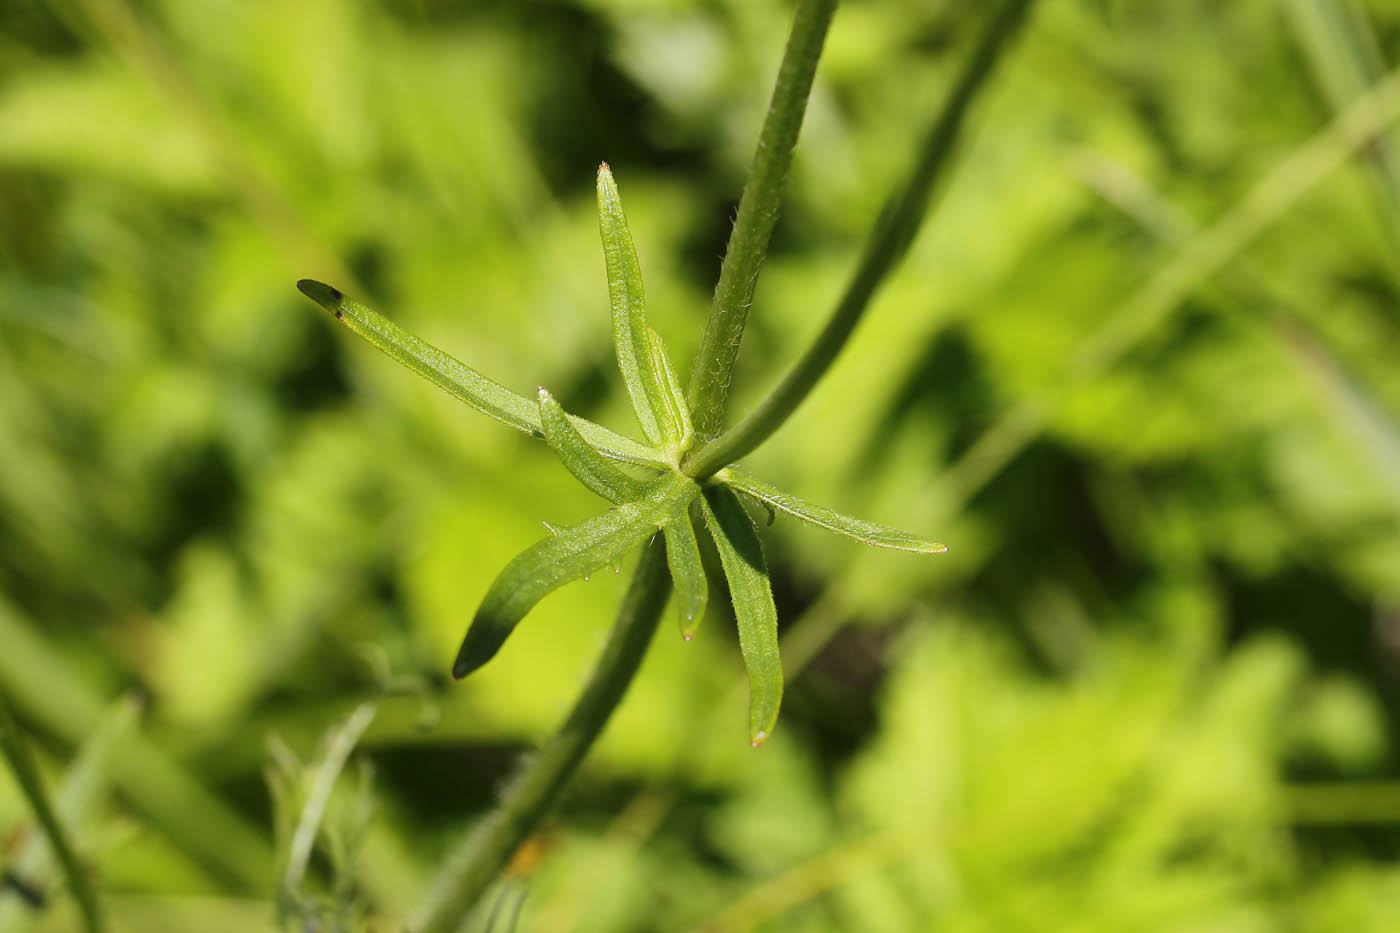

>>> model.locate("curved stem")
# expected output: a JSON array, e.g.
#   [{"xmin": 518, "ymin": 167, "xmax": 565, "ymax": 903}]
[
  {"xmin": 686, "ymin": 0, "xmax": 838, "ymax": 442},
  {"xmin": 0, "ymin": 689, "xmax": 103, "ymax": 933},
  {"xmin": 410, "ymin": 538, "xmax": 672, "ymax": 932},
  {"xmin": 683, "ymin": 0, "xmax": 1038, "ymax": 479}
]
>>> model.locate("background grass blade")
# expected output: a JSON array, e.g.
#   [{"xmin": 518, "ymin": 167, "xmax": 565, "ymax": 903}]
[
  {"xmin": 701, "ymin": 487, "xmax": 782, "ymax": 747},
  {"xmin": 0, "ymin": 688, "xmax": 104, "ymax": 933},
  {"xmin": 722, "ymin": 469, "xmax": 948, "ymax": 554},
  {"xmin": 0, "ymin": 598, "xmax": 272, "ymax": 891},
  {"xmin": 539, "ymin": 388, "xmax": 653, "ymax": 504},
  {"xmin": 297, "ymin": 280, "xmax": 666, "ymax": 468},
  {"xmin": 938, "ymin": 62, "xmax": 1400, "ymax": 509},
  {"xmin": 596, "ymin": 165, "xmax": 691, "ymax": 447},
  {"xmin": 452, "ymin": 474, "xmax": 699, "ymax": 678},
  {"xmin": 1078, "ymin": 152, "xmax": 1400, "ymax": 514},
  {"xmin": 1286, "ymin": 0, "xmax": 1400, "ymax": 263},
  {"xmin": 0, "ymin": 698, "xmax": 137, "ymax": 933}
]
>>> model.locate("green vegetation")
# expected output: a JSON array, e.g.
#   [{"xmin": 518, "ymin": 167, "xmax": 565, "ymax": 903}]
[{"xmin": 4, "ymin": 0, "xmax": 1400, "ymax": 930}]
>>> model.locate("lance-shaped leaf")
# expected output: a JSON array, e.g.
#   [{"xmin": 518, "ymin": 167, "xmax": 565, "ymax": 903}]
[
  {"xmin": 297, "ymin": 279, "xmax": 666, "ymax": 469},
  {"xmin": 701, "ymin": 486, "xmax": 782, "ymax": 747},
  {"xmin": 663, "ymin": 504, "xmax": 708, "ymax": 641},
  {"xmin": 538, "ymin": 388, "xmax": 652, "ymax": 504},
  {"xmin": 720, "ymin": 468, "xmax": 948, "ymax": 554},
  {"xmin": 452, "ymin": 473, "xmax": 700, "ymax": 678},
  {"xmin": 596, "ymin": 165, "xmax": 692, "ymax": 448}
]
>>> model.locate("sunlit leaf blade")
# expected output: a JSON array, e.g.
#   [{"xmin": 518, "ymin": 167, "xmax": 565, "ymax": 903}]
[
  {"xmin": 648, "ymin": 324, "xmax": 693, "ymax": 443},
  {"xmin": 662, "ymin": 506, "xmax": 708, "ymax": 640},
  {"xmin": 538, "ymin": 388, "xmax": 653, "ymax": 504},
  {"xmin": 452, "ymin": 473, "xmax": 700, "ymax": 678},
  {"xmin": 596, "ymin": 165, "xmax": 691, "ymax": 447},
  {"xmin": 296, "ymin": 279, "xmax": 666, "ymax": 469},
  {"xmin": 700, "ymin": 486, "xmax": 782, "ymax": 746},
  {"xmin": 721, "ymin": 468, "xmax": 948, "ymax": 554}
]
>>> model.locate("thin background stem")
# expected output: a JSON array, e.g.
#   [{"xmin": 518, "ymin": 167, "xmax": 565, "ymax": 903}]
[
  {"xmin": 410, "ymin": 538, "xmax": 672, "ymax": 932},
  {"xmin": 0, "ymin": 689, "xmax": 103, "ymax": 933},
  {"xmin": 685, "ymin": 0, "xmax": 837, "ymax": 442},
  {"xmin": 684, "ymin": 0, "xmax": 1038, "ymax": 479},
  {"xmin": 282, "ymin": 701, "xmax": 379, "ymax": 896}
]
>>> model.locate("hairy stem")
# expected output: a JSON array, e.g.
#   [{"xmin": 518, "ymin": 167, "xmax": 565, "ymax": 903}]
[
  {"xmin": 683, "ymin": 0, "xmax": 1038, "ymax": 479},
  {"xmin": 686, "ymin": 0, "xmax": 837, "ymax": 442},
  {"xmin": 410, "ymin": 538, "xmax": 672, "ymax": 931},
  {"xmin": 0, "ymin": 689, "xmax": 103, "ymax": 933}
]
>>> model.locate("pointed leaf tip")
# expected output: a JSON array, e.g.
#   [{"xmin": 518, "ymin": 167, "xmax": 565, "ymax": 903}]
[
  {"xmin": 452, "ymin": 475, "xmax": 698, "ymax": 677},
  {"xmin": 595, "ymin": 166, "xmax": 692, "ymax": 447},
  {"xmin": 296, "ymin": 280, "xmax": 666, "ymax": 468},
  {"xmin": 702, "ymin": 488, "xmax": 782, "ymax": 746},
  {"xmin": 297, "ymin": 279, "xmax": 344, "ymax": 310},
  {"xmin": 722, "ymin": 470, "xmax": 949, "ymax": 554},
  {"xmin": 664, "ymin": 514, "xmax": 708, "ymax": 641}
]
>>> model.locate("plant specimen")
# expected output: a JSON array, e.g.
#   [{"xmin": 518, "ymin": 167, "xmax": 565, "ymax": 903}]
[
  {"xmin": 296, "ymin": 0, "xmax": 1033, "ymax": 925},
  {"xmin": 297, "ymin": 162, "xmax": 945, "ymax": 749}
]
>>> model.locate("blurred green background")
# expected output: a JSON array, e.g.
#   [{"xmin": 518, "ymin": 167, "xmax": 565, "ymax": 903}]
[{"xmin": 5, "ymin": 0, "xmax": 1400, "ymax": 929}]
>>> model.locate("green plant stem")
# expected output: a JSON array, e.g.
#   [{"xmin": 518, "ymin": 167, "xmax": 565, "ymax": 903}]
[
  {"xmin": 685, "ymin": 0, "xmax": 837, "ymax": 442},
  {"xmin": 0, "ymin": 689, "xmax": 103, "ymax": 933},
  {"xmin": 410, "ymin": 538, "xmax": 673, "ymax": 931},
  {"xmin": 683, "ymin": 0, "xmax": 1037, "ymax": 479}
]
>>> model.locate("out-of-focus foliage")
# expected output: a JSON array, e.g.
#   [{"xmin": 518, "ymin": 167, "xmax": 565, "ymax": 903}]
[{"xmin": 3, "ymin": 0, "xmax": 1400, "ymax": 929}]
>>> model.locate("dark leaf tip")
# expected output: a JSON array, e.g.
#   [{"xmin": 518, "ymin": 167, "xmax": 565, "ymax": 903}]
[{"xmin": 296, "ymin": 279, "xmax": 345, "ymax": 313}]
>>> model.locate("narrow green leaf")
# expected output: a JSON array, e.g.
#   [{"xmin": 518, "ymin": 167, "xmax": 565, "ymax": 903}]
[
  {"xmin": 296, "ymin": 280, "xmax": 666, "ymax": 469},
  {"xmin": 595, "ymin": 165, "xmax": 692, "ymax": 448},
  {"xmin": 662, "ymin": 505, "xmax": 708, "ymax": 641},
  {"xmin": 452, "ymin": 474, "xmax": 700, "ymax": 678},
  {"xmin": 538, "ymin": 388, "xmax": 652, "ymax": 504},
  {"xmin": 700, "ymin": 487, "xmax": 782, "ymax": 747},
  {"xmin": 721, "ymin": 468, "xmax": 949, "ymax": 554},
  {"xmin": 649, "ymin": 325, "xmax": 694, "ymax": 444}
]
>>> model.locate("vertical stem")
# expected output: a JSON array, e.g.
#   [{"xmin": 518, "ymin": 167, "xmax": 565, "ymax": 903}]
[
  {"xmin": 686, "ymin": 0, "xmax": 838, "ymax": 442},
  {"xmin": 410, "ymin": 538, "xmax": 673, "ymax": 932},
  {"xmin": 0, "ymin": 689, "xmax": 103, "ymax": 933},
  {"xmin": 283, "ymin": 701, "xmax": 379, "ymax": 895},
  {"xmin": 683, "ymin": 0, "xmax": 1038, "ymax": 479}
]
